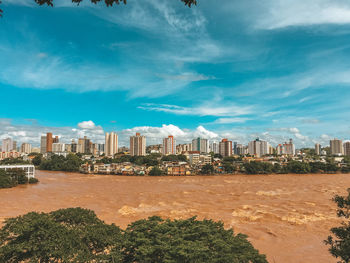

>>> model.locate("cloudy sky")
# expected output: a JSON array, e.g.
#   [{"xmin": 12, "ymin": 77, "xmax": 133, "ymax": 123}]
[{"xmin": 1, "ymin": 0, "xmax": 350, "ymax": 147}]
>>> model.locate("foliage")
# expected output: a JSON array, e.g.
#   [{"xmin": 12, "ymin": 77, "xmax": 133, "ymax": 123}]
[
  {"xmin": 123, "ymin": 216, "xmax": 267, "ymax": 263},
  {"xmin": 29, "ymin": 177, "xmax": 39, "ymax": 184},
  {"xmin": 201, "ymin": 164, "xmax": 214, "ymax": 175},
  {"xmin": 31, "ymin": 154, "xmax": 43, "ymax": 166},
  {"xmin": 0, "ymin": 207, "xmax": 123, "ymax": 263},
  {"xmin": 0, "ymin": 168, "xmax": 30, "ymax": 188},
  {"xmin": 161, "ymin": 154, "xmax": 188, "ymax": 162},
  {"xmin": 149, "ymin": 166, "xmax": 164, "ymax": 176},
  {"xmin": 243, "ymin": 162, "xmax": 273, "ymax": 174},
  {"xmin": 100, "ymin": 154, "xmax": 160, "ymax": 167},
  {"xmin": 325, "ymin": 189, "xmax": 350, "ymax": 263},
  {"xmin": 0, "ymin": 208, "xmax": 266, "ymax": 263},
  {"xmin": 39, "ymin": 153, "xmax": 82, "ymax": 172},
  {"xmin": 285, "ymin": 161, "xmax": 311, "ymax": 174},
  {"xmin": 0, "ymin": 158, "xmax": 29, "ymax": 165}
]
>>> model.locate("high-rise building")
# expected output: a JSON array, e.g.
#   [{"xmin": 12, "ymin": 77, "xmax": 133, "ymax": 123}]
[
  {"xmin": 219, "ymin": 139, "xmax": 233, "ymax": 157},
  {"xmin": 176, "ymin": 143, "xmax": 192, "ymax": 154},
  {"xmin": 2, "ymin": 138, "xmax": 14, "ymax": 152},
  {"xmin": 315, "ymin": 143, "xmax": 321, "ymax": 155},
  {"xmin": 40, "ymin": 135, "xmax": 47, "ymax": 154},
  {"xmin": 236, "ymin": 144, "xmax": 246, "ymax": 155},
  {"xmin": 70, "ymin": 139, "xmax": 77, "ymax": 153},
  {"xmin": 283, "ymin": 139, "xmax": 295, "ymax": 156},
  {"xmin": 192, "ymin": 138, "xmax": 208, "ymax": 153},
  {"xmin": 248, "ymin": 138, "xmax": 269, "ymax": 157},
  {"xmin": 233, "ymin": 142, "xmax": 238, "ymax": 155},
  {"xmin": 52, "ymin": 143, "xmax": 65, "ymax": 153},
  {"xmin": 130, "ymin": 133, "xmax": 146, "ymax": 156},
  {"xmin": 210, "ymin": 142, "xmax": 219, "ymax": 154},
  {"xmin": 77, "ymin": 136, "xmax": 91, "ymax": 154},
  {"xmin": 343, "ymin": 142, "xmax": 350, "ymax": 156},
  {"xmin": 162, "ymin": 135, "xmax": 176, "ymax": 155},
  {"xmin": 105, "ymin": 132, "xmax": 118, "ymax": 157},
  {"xmin": 330, "ymin": 139, "xmax": 343, "ymax": 156},
  {"xmin": 46, "ymin": 132, "xmax": 53, "ymax": 152},
  {"xmin": 20, "ymin": 143, "xmax": 32, "ymax": 154}
]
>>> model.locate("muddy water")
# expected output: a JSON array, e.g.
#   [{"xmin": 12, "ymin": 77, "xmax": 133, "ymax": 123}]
[{"xmin": 1, "ymin": 171, "xmax": 349, "ymax": 263}]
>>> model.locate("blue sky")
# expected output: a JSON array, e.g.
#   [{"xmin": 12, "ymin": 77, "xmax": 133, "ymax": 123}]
[{"xmin": 1, "ymin": 0, "xmax": 350, "ymax": 147}]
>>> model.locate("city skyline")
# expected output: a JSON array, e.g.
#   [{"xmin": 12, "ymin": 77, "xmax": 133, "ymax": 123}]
[{"xmin": 1, "ymin": 1, "xmax": 350, "ymax": 148}]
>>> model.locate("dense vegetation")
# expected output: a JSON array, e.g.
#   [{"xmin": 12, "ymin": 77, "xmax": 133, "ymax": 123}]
[
  {"xmin": 0, "ymin": 207, "xmax": 267, "ymax": 263},
  {"xmin": 0, "ymin": 157, "xmax": 29, "ymax": 165},
  {"xmin": 39, "ymin": 154, "xmax": 82, "ymax": 172},
  {"xmin": 0, "ymin": 169, "xmax": 38, "ymax": 188},
  {"xmin": 243, "ymin": 161, "xmax": 341, "ymax": 175},
  {"xmin": 325, "ymin": 188, "xmax": 350, "ymax": 263},
  {"xmin": 99, "ymin": 153, "xmax": 161, "ymax": 166}
]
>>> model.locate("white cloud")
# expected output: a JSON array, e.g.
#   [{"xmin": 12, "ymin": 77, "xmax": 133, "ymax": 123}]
[
  {"xmin": 212, "ymin": 118, "xmax": 250, "ymax": 124},
  {"xmin": 78, "ymin": 120, "xmax": 97, "ymax": 129},
  {"xmin": 138, "ymin": 103, "xmax": 252, "ymax": 117},
  {"xmin": 256, "ymin": 0, "xmax": 350, "ymax": 29}
]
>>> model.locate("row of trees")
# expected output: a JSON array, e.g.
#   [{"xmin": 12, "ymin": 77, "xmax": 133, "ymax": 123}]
[
  {"xmin": 39, "ymin": 154, "xmax": 83, "ymax": 172},
  {"xmin": 199, "ymin": 160, "xmax": 344, "ymax": 175},
  {"xmin": 243, "ymin": 161, "xmax": 341, "ymax": 174},
  {"xmin": 0, "ymin": 207, "xmax": 267, "ymax": 263},
  {"xmin": 0, "ymin": 169, "xmax": 38, "ymax": 188},
  {"xmin": 99, "ymin": 154, "xmax": 188, "ymax": 167}
]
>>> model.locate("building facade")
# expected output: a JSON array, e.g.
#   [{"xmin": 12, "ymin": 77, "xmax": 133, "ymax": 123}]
[
  {"xmin": 20, "ymin": 143, "xmax": 32, "ymax": 154},
  {"xmin": 330, "ymin": 139, "xmax": 343, "ymax": 155},
  {"xmin": 192, "ymin": 138, "xmax": 208, "ymax": 153},
  {"xmin": 105, "ymin": 132, "xmax": 118, "ymax": 157},
  {"xmin": 219, "ymin": 139, "xmax": 233, "ymax": 157},
  {"xmin": 248, "ymin": 138, "xmax": 269, "ymax": 157},
  {"xmin": 130, "ymin": 133, "xmax": 146, "ymax": 156},
  {"xmin": 162, "ymin": 135, "xmax": 176, "ymax": 155}
]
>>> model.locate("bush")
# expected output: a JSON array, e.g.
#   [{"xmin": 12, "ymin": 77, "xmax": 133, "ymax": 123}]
[
  {"xmin": 29, "ymin": 177, "xmax": 39, "ymax": 184},
  {"xmin": 325, "ymin": 189, "xmax": 350, "ymax": 263},
  {"xmin": 0, "ymin": 208, "xmax": 267, "ymax": 263},
  {"xmin": 148, "ymin": 166, "xmax": 164, "ymax": 176}
]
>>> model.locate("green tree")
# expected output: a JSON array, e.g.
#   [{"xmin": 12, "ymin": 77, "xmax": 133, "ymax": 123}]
[
  {"xmin": 325, "ymin": 189, "xmax": 350, "ymax": 263},
  {"xmin": 149, "ymin": 166, "xmax": 164, "ymax": 176},
  {"xmin": 201, "ymin": 164, "xmax": 214, "ymax": 175},
  {"xmin": 32, "ymin": 154, "xmax": 43, "ymax": 166},
  {"xmin": 123, "ymin": 216, "xmax": 267, "ymax": 263},
  {"xmin": 0, "ymin": 208, "xmax": 123, "ymax": 263},
  {"xmin": 0, "ymin": 208, "xmax": 267, "ymax": 263},
  {"xmin": 0, "ymin": 169, "xmax": 14, "ymax": 188}
]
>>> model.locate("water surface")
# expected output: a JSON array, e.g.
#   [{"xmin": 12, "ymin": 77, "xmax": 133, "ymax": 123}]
[{"xmin": 1, "ymin": 170, "xmax": 349, "ymax": 263}]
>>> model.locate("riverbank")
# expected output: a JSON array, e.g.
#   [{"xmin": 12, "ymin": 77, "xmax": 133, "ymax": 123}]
[{"xmin": 1, "ymin": 170, "xmax": 349, "ymax": 262}]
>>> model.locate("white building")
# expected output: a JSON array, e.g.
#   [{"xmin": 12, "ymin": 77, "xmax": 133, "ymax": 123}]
[
  {"xmin": 248, "ymin": 138, "xmax": 269, "ymax": 157},
  {"xmin": 330, "ymin": 139, "xmax": 343, "ymax": 156},
  {"xmin": 162, "ymin": 135, "xmax": 176, "ymax": 155},
  {"xmin": 210, "ymin": 142, "xmax": 219, "ymax": 154},
  {"xmin": 2, "ymin": 138, "xmax": 15, "ymax": 152},
  {"xmin": 192, "ymin": 138, "xmax": 209, "ymax": 153},
  {"xmin": 20, "ymin": 143, "xmax": 32, "ymax": 154},
  {"xmin": 52, "ymin": 143, "xmax": 66, "ymax": 153},
  {"xmin": 0, "ymin": 165, "xmax": 35, "ymax": 178},
  {"xmin": 105, "ymin": 132, "xmax": 118, "ymax": 157}
]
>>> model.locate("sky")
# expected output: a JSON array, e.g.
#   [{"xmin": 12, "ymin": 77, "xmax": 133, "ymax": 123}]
[{"xmin": 1, "ymin": 0, "xmax": 350, "ymax": 147}]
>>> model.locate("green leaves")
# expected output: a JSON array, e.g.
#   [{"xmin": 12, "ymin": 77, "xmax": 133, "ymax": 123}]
[
  {"xmin": 34, "ymin": 0, "xmax": 197, "ymax": 8},
  {"xmin": 0, "ymin": 208, "xmax": 267, "ymax": 263},
  {"xmin": 325, "ymin": 189, "xmax": 350, "ymax": 263}
]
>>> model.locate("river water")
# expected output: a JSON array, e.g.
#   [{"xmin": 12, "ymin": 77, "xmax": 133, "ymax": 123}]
[{"xmin": 1, "ymin": 170, "xmax": 349, "ymax": 263}]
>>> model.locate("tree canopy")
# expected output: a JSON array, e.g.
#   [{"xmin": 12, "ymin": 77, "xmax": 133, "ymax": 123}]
[
  {"xmin": 0, "ymin": 0, "xmax": 197, "ymax": 17},
  {"xmin": 0, "ymin": 207, "xmax": 267, "ymax": 263},
  {"xmin": 325, "ymin": 189, "xmax": 350, "ymax": 263}
]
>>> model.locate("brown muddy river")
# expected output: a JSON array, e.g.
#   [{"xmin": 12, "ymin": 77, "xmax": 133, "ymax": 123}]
[{"xmin": 1, "ymin": 171, "xmax": 349, "ymax": 263}]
